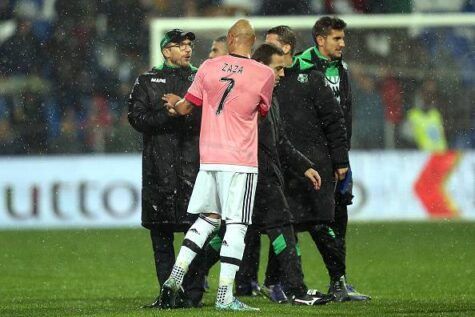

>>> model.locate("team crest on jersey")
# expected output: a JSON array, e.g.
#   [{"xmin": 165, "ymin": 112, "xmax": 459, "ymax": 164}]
[
  {"xmin": 188, "ymin": 74, "xmax": 195, "ymax": 82},
  {"xmin": 297, "ymin": 73, "xmax": 308, "ymax": 83}
]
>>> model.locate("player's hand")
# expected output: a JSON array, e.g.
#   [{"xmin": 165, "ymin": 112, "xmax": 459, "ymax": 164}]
[
  {"xmin": 162, "ymin": 93, "xmax": 181, "ymax": 107},
  {"xmin": 304, "ymin": 168, "xmax": 321, "ymax": 191},
  {"xmin": 163, "ymin": 102, "xmax": 177, "ymax": 116},
  {"xmin": 335, "ymin": 167, "xmax": 349, "ymax": 181}
]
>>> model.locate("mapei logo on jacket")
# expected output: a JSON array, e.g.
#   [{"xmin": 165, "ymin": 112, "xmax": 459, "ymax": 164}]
[
  {"xmin": 188, "ymin": 74, "xmax": 195, "ymax": 82},
  {"xmin": 297, "ymin": 73, "xmax": 309, "ymax": 83},
  {"xmin": 151, "ymin": 78, "xmax": 166, "ymax": 83}
]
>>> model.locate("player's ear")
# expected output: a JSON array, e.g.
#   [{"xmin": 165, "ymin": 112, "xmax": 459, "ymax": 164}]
[
  {"xmin": 227, "ymin": 34, "xmax": 233, "ymax": 47},
  {"xmin": 282, "ymin": 44, "xmax": 292, "ymax": 55},
  {"xmin": 316, "ymin": 35, "xmax": 325, "ymax": 47},
  {"xmin": 162, "ymin": 48, "xmax": 171, "ymax": 59}
]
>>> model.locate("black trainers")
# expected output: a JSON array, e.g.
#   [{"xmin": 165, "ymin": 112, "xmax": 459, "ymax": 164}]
[
  {"xmin": 260, "ymin": 284, "xmax": 288, "ymax": 304},
  {"xmin": 291, "ymin": 293, "xmax": 334, "ymax": 306},
  {"xmin": 329, "ymin": 276, "xmax": 371, "ymax": 302},
  {"xmin": 144, "ymin": 284, "xmax": 201, "ymax": 309},
  {"xmin": 174, "ymin": 288, "xmax": 200, "ymax": 308},
  {"xmin": 235, "ymin": 280, "xmax": 261, "ymax": 297},
  {"xmin": 306, "ymin": 288, "xmax": 327, "ymax": 298}
]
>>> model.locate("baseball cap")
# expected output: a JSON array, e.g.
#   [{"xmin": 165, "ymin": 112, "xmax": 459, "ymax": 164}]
[{"xmin": 160, "ymin": 29, "xmax": 196, "ymax": 49}]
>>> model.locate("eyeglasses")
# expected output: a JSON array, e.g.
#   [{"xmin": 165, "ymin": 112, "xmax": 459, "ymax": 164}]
[{"xmin": 166, "ymin": 42, "xmax": 194, "ymax": 50}]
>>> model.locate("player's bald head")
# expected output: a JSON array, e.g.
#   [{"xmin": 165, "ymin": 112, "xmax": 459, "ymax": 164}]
[
  {"xmin": 228, "ymin": 19, "xmax": 255, "ymax": 37},
  {"xmin": 227, "ymin": 19, "xmax": 256, "ymax": 51}
]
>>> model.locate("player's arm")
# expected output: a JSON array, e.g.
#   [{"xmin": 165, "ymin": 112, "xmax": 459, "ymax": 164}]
[
  {"xmin": 281, "ymin": 131, "xmax": 321, "ymax": 190},
  {"xmin": 128, "ymin": 75, "xmax": 174, "ymax": 134},
  {"xmin": 344, "ymin": 70, "xmax": 353, "ymax": 149},
  {"xmin": 162, "ymin": 93, "xmax": 194, "ymax": 116},
  {"xmin": 175, "ymin": 98, "xmax": 194, "ymax": 115},
  {"xmin": 312, "ymin": 72, "xmax": 349, "ymax": 179},
  {"xmin": 165, "ymin": 62, "xmax": 206, "ymax": 116},
  {"xmin": 274, "ymin": 101, "xmax": 321, "ymax": 190},
  {"xmin": 258, "ymin": 72, "xmax": 276, "ymax": 118}
]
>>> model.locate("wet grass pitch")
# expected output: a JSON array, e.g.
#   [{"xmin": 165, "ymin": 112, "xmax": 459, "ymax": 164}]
[{"xmin": 1, "ymin": 222, "xmax": 474, "ymax": 316}]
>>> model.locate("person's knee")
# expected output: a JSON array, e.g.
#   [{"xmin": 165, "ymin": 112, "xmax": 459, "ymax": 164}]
[
  {"xmin": 195, "ymin": 214, "xmax": 222, "ymax": 232},
  {"xmin": 227, "ymin": 223, "xmax": 247, "ymax": 237},
  {"xmin": 221, "ymin": 223, "xmax": 248, "ymax": 260},
  {"xmin": 312, "ymin": 224, "xmax": 328, "ymax": 234},
  {"xmin": 151, "ymin": 229, "xmax": 174, "ymax": 251},
  {"xmin": 202, "ymin": 212, "xmax": 221, "ymax": 219}
]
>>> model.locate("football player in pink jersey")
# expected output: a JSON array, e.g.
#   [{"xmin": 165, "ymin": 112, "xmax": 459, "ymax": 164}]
[
  {"xmin": 159, "ymin": 19, "xmax": 274, "ymax": 311},
  {"xmin": 176, "ymin": 43, "xmax": 336, "ymax": 308}
]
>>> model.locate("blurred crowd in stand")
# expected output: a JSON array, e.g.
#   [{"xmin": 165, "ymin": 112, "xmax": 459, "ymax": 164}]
[{"xmin": 0, "ymin": 0, "xmax": 474, "ymax": 155}]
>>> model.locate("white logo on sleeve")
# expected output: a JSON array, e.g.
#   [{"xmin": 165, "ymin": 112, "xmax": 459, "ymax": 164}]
[{"xmin": 151, "ymin": 78, "xmax": 166, "ymax": 83}]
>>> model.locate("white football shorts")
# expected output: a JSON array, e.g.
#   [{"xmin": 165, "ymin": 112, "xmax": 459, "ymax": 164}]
[{"xmin": 187, "ymin": 170, "xmax": 257, "ymax": 224}]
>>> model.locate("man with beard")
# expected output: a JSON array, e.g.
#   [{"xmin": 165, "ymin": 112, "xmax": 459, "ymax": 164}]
[
  {"xmin": 267, "ymin": 21, "xmax": 370, "ymax": 301},
  {"xmin": 128, "ymin": 29, "xmax": 203, "ymax": 308},
  {"xmin": 297, "ymin": 17, "xmax": 370, "ymax": 301}
]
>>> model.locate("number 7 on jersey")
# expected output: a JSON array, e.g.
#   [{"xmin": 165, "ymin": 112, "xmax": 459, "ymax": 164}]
[{"xmin": 216, "ymin": 77, "xmax": 235, "ymax": 115}]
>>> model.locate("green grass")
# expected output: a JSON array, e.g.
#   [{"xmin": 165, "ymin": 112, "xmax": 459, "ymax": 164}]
[{"xmin": 1, "ymin": 222, "xmax": 474, "ymax": 316}]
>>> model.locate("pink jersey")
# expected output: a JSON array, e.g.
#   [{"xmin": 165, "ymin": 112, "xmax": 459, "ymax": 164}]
[{"xmin": 185, "ymin": 54, "xmax": 274, "ymax": 173}]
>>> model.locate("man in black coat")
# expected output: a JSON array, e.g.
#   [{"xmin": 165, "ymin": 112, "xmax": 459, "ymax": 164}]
[
  {"xmin": 266, "ymin": 26, "xmax": 349, "ymax": 228},
  {"xmin": 264, "ymin": 25, "xmax": 348, "ymax": 298},
  {"xmin": 268, "ymin": 22, "xmax": 370, "ymax": 301},
  {"xmin": 128, "ymin": 29, "xmax": 202, "ymax": 307},
  {"xmin": 297, "ymin": 17, "xmax": 370, "ymax": 301}
]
